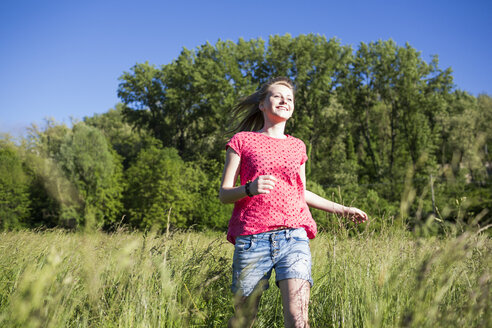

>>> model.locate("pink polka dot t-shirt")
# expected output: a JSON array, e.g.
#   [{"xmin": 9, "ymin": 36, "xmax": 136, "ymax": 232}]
[{"xmin": 226, "ymin": 131, "xmax": 317, "ymax": 244}]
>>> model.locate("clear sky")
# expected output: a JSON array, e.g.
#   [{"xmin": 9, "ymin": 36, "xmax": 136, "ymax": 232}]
[{"xmin": 1, "ymin": 0, "xmax": 491, "ymax": 137}]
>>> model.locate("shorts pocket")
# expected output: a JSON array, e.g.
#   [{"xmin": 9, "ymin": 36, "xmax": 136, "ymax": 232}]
[
  {"xmin": 235, "ymin": 235, "xmax": 256, "ymax": 251},
  {"xmin": 291, "ymin": 228, "xmax": 309, "ymax": 242}
]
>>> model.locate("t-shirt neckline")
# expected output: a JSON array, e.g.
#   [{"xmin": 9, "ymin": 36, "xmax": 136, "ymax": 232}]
[{"xmin": 252, "ymin": 131, "xmax": 290, "ymax": 140}]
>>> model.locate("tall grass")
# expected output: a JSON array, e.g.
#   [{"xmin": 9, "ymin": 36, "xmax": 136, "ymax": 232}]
[{"xmin": 0, "ymin": 228, "xmax": 490, "ymax": 327}]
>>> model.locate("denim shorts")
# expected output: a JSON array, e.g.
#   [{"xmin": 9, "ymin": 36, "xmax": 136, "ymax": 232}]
[{"xmin": 231, "ymin": 227, "xmax": 313, "ymax": 297}]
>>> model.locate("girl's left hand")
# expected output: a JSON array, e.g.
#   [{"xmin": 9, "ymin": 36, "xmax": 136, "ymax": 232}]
[{"xmin": 345, "ymin": 207, "xmax": 368, "ymax": 224}]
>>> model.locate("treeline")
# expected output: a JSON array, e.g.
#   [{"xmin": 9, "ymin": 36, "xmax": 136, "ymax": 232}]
[{"xmin": 1, "ymin": 34, "xmax": 491, "ymax": 232}]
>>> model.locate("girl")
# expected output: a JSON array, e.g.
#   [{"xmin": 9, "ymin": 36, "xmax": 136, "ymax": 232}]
[{"xmin": 219, "ymin": 77, "xmax": 368, "ymax": 328}]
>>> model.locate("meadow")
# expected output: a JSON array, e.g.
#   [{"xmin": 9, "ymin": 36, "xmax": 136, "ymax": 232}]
[{"xmin": 0, "ymin": 226, "xmax": 490, "ymax": 327}]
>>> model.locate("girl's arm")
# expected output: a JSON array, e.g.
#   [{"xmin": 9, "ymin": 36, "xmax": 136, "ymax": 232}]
[
  {"xmin": 219, "ymin": 148, "xmax": 276, "ymax": 204},
  {"xmin": 300, "ymin": 163, "xmax": 368, "ymax": 223}
]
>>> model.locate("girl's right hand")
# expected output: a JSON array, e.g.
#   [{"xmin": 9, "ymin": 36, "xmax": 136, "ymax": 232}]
[{"xmin": 251, "ymin": 175, "xmax": 277, "ymax": 195}]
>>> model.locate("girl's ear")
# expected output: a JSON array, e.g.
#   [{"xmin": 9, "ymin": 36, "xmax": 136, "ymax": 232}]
[{"xmin": 259, "ymin": 101, "xmax": 264, "ymax": 111}]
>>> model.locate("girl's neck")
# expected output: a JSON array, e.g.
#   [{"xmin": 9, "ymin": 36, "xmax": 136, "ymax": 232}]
[{"xmin": 258, "ymin": 122, "xmax": 287, "ymax": 139}]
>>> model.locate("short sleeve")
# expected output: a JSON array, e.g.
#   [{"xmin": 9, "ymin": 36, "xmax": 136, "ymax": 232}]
[
  {"xmin": 226, "ymin": 133, "xmax": 243, "ymax": 157},
  {"xmin": 300, "ymin": 140, "xmax": 308, "ymax": 165}
]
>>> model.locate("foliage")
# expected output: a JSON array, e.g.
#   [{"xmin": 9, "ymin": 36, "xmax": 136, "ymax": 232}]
[
  {"xmin": 124, "ymin": 145, "xmax": 226, "ymax": 229},
  {"xmin": 84, "ymin": 103, "xmax": 156, "ymax": 169},
  {"xmin": 24, "ymin": 121, "xmax": 124, "ymax": 229},
  {"xmin": 56, "ymin": 123, "xmax": 124, "ymax": 229},
  {"xmin": 0, "ymin": 138, "xmax": 31, "ymax": 229},
  {"xmin": 1, "ymin": 34, "xmax": 490, "ymax": 231},
  {"xmin": 115, "ymin": 34, "xmax": 490, "ymax": 231}
]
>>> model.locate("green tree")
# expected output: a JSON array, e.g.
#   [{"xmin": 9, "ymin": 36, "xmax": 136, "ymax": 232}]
[
  {"xmin": 25, "ymin": 120, "xmax": 79, "ymax": 228},
  {"xmin": 125, "ymin": 145, "xmax": 212, "ymax": 229},
  {"xmin": 117, "ymin": 34, "xmax": 488, "ymax": 227},
  {"xmin": 84, "ymin": 103, "xmax": 157, "ymax": 168},
  {"xmin": 440, "ymin": 92, "xmax": 490, "ymax": 183},
  {"xmin": 0, "ymin": 138, "xmax": 31, "ymax": 229},
  {"xmin": 308, "ymin": 96, "xmax": 358, "ymax": 187},
  {"xmin": 56, "ymin": 123, "xmax": 124, "ymax": 228},
  {"xmin": 477, "ymin": 94, "xmax": 492, "ymax": 169},
  {"xmin": 338, "ymin": 40, "xmax": 453, "ymax": 199}
]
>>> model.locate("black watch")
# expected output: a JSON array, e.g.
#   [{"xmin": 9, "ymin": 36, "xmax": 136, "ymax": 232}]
[{"xmin": 245, "ymin": 180, "xmax": 253, "ymax": 197}]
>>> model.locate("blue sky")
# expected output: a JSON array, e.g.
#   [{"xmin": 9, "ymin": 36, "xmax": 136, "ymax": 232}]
[{"xmin": 1, "ymin": 0, "xmax": 491, "ymax": 137}]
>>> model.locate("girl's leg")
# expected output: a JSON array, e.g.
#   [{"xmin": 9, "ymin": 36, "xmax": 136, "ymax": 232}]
[
  {"xmin": 228, "ymin": 290, "xmax": 263, "ymax": 328},
  {"xmin": 230, "ymin": 234, "xmax": 272, "ymax": 327},
  {"xmin": 279, "ymin": 278, "xmax": 310, "ymax": 328}
]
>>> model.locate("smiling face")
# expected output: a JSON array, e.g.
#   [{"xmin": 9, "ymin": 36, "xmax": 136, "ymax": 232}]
[{"xmin": 259, "ymin": 83, "xmax": 295, "ymax": 124}]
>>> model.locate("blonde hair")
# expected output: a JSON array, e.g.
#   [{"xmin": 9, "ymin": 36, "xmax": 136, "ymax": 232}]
[{"xmin": 228, "ymin": 77, "xmax": 295, "ymax": 134}]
